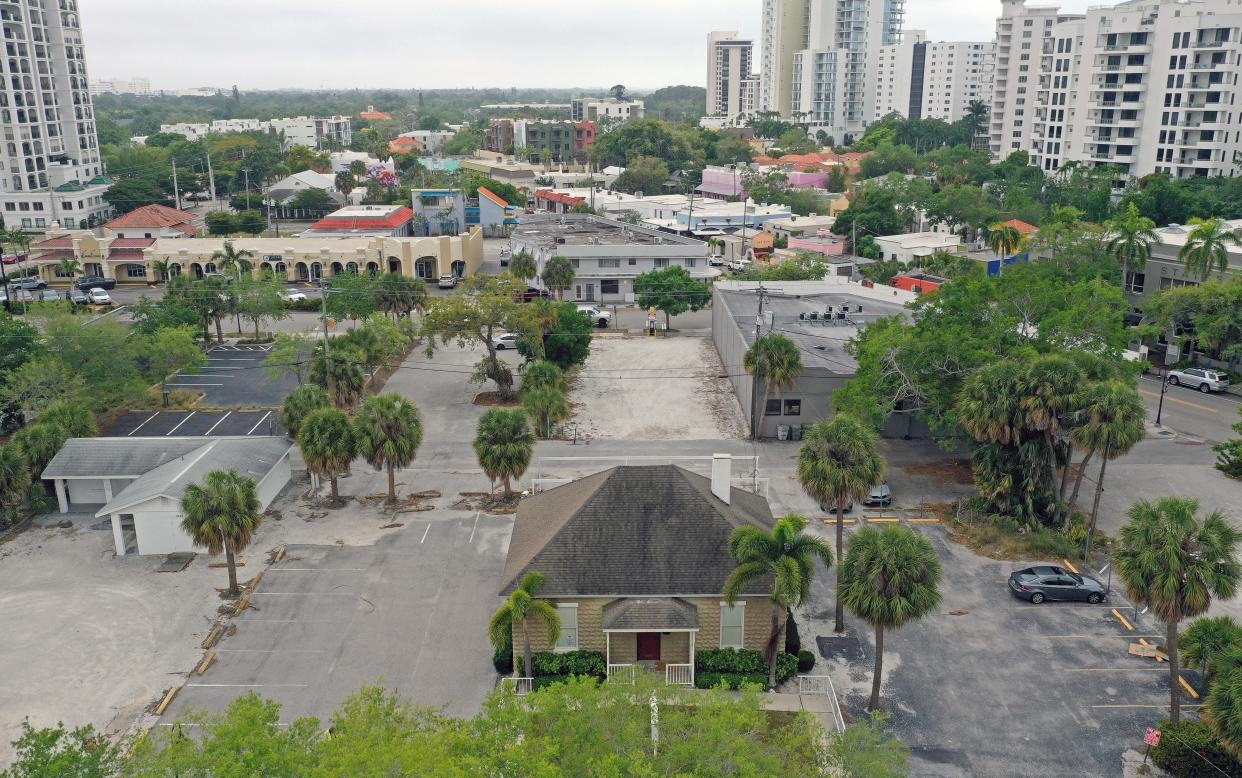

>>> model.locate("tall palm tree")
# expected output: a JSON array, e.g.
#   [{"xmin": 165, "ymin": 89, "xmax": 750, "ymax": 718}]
[
  {"xmin": 151, "ymin": 259, "xmax": 174, "ymax": 284},
  {"xmin": 279, "ymin": 384, "xmax": 332, "ymax": 438},
  {"xmin": 840, "ymin": 524, "xmax": 942, "ymax": 711},
  {"xmin": 0, "ymin": 443, "xmax": 31, "ymax": 511},
  {"xmin": 963, "ymin": 100, "xmax": 989, "ymax": 140},
  {"xmin": 508, "ymin": 250, "xmax": 538, "ymax": 283},
  {"xmin": 211, "ymin": 240, "xmax": 255, "ymax": 281},
  {"xmin": 986, "ymin": 223, "xmax": 1026, "ymax": 259},
  {"xmin": 743, "ymin": 334, "xmax": 803, "ymax": 440},
  {"xmin": 180, "ymin": 469, "xmax": 263, "ymax": 597},
  {"xmin": 724, "ymin": 513, "xmax": 834, "ymax": 689},
  {"xmin": 541, "ymin": 255, "xmax": 575, "ymax": 300},
  {"xmin": 488, "ymin": 571, "xmax": 561, "ymax": 679},
  {"xmin": 1177, "ymin": 216, "xmax": 1242, "ymax": 280},
  {"xmin": 1068, "ymin": 380, "xmax": 1146, "ymax": 554},
  {"xmin": 1180, "ymin": 616, "xmax": 1242, "ymax": 682},
  {"xmin": 298, "ymin": 408, "xmax": 356, "ymax": 504},
  {"xmin": 474, "ymin": 408, "xmax": 534, "ymax": 499},
  {"xmin": 354, "ymin": 393, "xmax": 423, "ymax": 503},
  {"xmin": 1113, "ymin": 496, "xmax": 1242, "ymax": 722},
  {"xmin": 1105, "ymin": 202, "xmax": 1159, "ymax": 280},
  {"xmin": 310, "ymin": 342, "xmax": 366, "ymax": 408},
  {"xmin": 797, "ymin": 414, "xmax": 886, "ymax": 633}
]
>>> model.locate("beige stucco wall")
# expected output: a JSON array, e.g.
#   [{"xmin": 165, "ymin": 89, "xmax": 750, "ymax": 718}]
[{"xmin": 512, "ymin": 595, "xmax": 774, "ymax": 668}]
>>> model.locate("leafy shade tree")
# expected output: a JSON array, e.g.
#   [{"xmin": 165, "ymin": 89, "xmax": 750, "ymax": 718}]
[
  {"xmin": 540, "ymin": 302, "xmax": 592, "ymax": 370},
  {"xmin": 354, "ymin": 393, "xmax": 423, "ymax": 503},
  {"xmin": 102, "ymin": 178, "xmax": 169, "ymax": 213},
  {"xmin": 279, "ymin": 384, "xmax": 332, "ymax": 438},
  {"xmin": 1113, "ymin": 497, "xmax": 1242, "ymax": 722},
  {"xmin": 724, "ymin": 513, "xmax": 834, "ymax": 689},
  {"xmin": 473, "ymin": 408, "xmax": 535, "ymax": 499},
  {"xmin": 775, "ymin": 128, "xmax": 818, "ymax": 155},
  {"xmin": 299, "ymin": 408, "xmax": 356, "ymax": 504},
  {"xmin": 508, "ymin": 250, "xmax": 538, "ymax": 283},
  {"xmin": 37, "ymin": 400, "xmax": 97, "ymax": 438},
  {"xmin": 0, "ymin": 443, "xmax": 31, "ymax": 515},
  {"xmin": 205, "ymin": 211, "xmax": 239, "ymax": 236},
  {"xmin": 613, "ymin": 155, "xmax": 670, "ymax": 196},
  {"xmin": 421, "ymin": 274, "xmax": 522, "ymax": 398},
  {"xmin": 541, "ymin": 255, "xmax": 575, "ymax": 301},
  {"xmin": 180, "ymin": 469, "xmax": 263, "ymax": 597},
  {"xmin": 1105, "ymin": 201, "xmax": 1158, "ymax": 279},
  {"xmin": 488, "ymin": 571, "xmax": 561, "ymax": 679},
  {"xmin": 633, "ymin": 265, "xmax": 711, "ymax": 331},
  {"xmin": 142, "ymin": 325, "xmax": 207, "ymax": 395},
  {"xmin": 2, "ymin": 719, "xmax": 122, "ymax": 778},
  {"xmin": 1178, "ymin": 216, "xmax": 1242, "ymax": 280},
  {"xmin": 1215, "ymin": 405, "xmax": 1242, "ymax": 478},
  {"xmin": 985, "ymin": 223, "xmax": 1026, "ymax": 259},
  {"xmin": 1068, "ymin": 380, "xmax": 1147, "ymax": 554},
  {"xmin": 237, "ymin": 278, "xmax": 290, "ymax": 337},
  {"xmin": 10, "ymin": 422, "xmax": 67, "ymax": 478},
  {"xmin": 287, "ymin": 187, "xmax": 336, "ymax": 214},
  {"xmin": 840, "ymin": 525, "xmax": 943, "ymax": 711},
  {"xmin": 1181, "ymin": 616, "xmax": 1242, "ymax": 682},
  {"xmin": 797, "ymin": 417, "xmax": 888, "ymax": 641},
  {"xmin": 742, "ymin": 334, "xmax": 803, "ymax": 439},
  {"xmin": 264, "ymin": 332, "xmax": 317, "ymax": 386}
]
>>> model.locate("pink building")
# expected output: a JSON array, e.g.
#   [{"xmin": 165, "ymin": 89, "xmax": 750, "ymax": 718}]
[
  {"xmin": 786, "ymin": 171, "xmax": 828, "ymax": 189},
  {"xmin": 696, "ymin": 167, "xmax": 746, "ymax": 201},
  {"xmin": 788, "ymin": 231, "xmax": 846, "ymax": 256}
]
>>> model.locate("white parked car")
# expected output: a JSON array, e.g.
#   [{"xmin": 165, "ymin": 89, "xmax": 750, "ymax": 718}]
[
  {"xmin": 708, "ymin": 255, "xmax": 726, "ymax": 267},
  {"xmin": 577, "ymin": 305, "xmax": 613, "ymax": 328},
  {"xmin": 728, "ymin": 258, "xmax": 752, "ymax": 272},
  {"xmin": 438, "ymin": 275, "xmax": 458, "ymax": 289},
  {"xmin": 1168, "ymin": 367, "xmax": 1230, "ymax": 394},
  {"xmin": 281, "ymin": 288, "xmax": 307, "ymax": 302},
  {"xmin": 491, "ymin": 332, "xmax": 519, "ymax": 350},
  {"xmin": 87, "ymin": 288, "xmax": 113, "ymax": 305}
]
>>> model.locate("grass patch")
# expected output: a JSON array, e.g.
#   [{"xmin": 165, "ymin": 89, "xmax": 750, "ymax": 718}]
[{"xmin": 944, "ymin": 505, "xmax": 1110, "ymax": 562}]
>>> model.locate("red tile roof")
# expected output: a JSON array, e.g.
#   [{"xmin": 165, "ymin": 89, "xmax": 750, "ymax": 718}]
[
  {"xmin": 997, "ymin": 218, "xmax": 1039, "ymax": 234},
  {"xmin": 535, "ymin": 189, "xmax": 585, "ymax": 207},
  {"xmin": 360, "ymin": 110, "xmax": 392, "ymax": 121},
  {"xmin": 33, "ymin": 237, "xmax": 73, "ymax": 249},
  {"xmin": 478, "ymin": 186, "xmax": 508, "ymax": 207},
  {"xmin": 308, "ymin": 206, "xmax": 414, "ymax": 231},
  {"xmin": 108, "ymin": 237, "xmax": 157, "ymax": 248},
  {"xmin": 104, "ymin": 204, "xmax": 200, "ymax": 231}
]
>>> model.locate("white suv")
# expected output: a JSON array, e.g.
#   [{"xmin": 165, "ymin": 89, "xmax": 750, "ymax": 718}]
[
  {"xmin": 577, "ymin": 305, "xmax": 612, "ymax": 328},
  {"xmin": 1168, "ymin": 367, "xmax": 1230, "ymax": 394}
]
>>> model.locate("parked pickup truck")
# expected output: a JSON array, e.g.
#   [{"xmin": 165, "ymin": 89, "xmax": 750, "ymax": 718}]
[{"xmin": 577, "ymin": 305, "xmax": 613, "ymax": 328}]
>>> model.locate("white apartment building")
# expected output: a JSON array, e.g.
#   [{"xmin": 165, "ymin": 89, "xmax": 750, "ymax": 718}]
[
  {"xmin": 1031, "ymin": 0, "xmax": 1242, "ymax": 178},
  {"xmin": 760, "ymin": 0, "xmax": 809, "ymax": 116},
  {"xmin": 157, "ymin": 116, "xmax": 352, "ymax": 149},
  {"xmin": 990, "ymin": 0, "xmax": 1083, "ymax": 158},
  {"xmin": 89, "ymin": 76, "xmax": 151, "ymax": 96},
  {"xmin": 0, "ymin": 0, "xmax": 111, "ymax": 231},
  {"xmin": 874, "ymin": 30, "xmax": 926, "ymax": 120},
  {"xmin": 707, "ymin": 32, "xmax": 756, "ymax": 119},
  {"xmin": 569, "ymin": 97, "xmax": 644, "ymax": 123},
  {"xmin": 158, "ymin": 122, "xmax": 209, "ymax": 141},
  {"xmin": 913, "ymin": 40, "xmax": 996, "ymax": 122}
]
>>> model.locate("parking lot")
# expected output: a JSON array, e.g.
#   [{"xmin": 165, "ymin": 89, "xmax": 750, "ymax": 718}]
[
  {"xmin": 164, "ymin": 344, "xmax": 297, "ymax": 407},
  {"xmin": 165, "ymin": 509, "xmax": 512, "ymax": 723},
  {"xmin": 104, "ymin": 410, "xmax": 286, "ymax": 438},
  {"xmin": 805, "ymin": 519, "xmax": 1176, "ymax": 777}
]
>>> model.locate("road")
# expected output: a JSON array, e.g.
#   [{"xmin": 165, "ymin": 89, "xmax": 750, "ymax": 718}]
[{"xmin": 1136, "ymin": 373, "xmax": 1239, "ymax": 444}]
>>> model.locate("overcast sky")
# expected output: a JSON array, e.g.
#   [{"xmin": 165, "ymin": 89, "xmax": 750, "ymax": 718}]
[{"xmin": 82, "ymin": 0, "xmax": 1107, "ymax": 92}]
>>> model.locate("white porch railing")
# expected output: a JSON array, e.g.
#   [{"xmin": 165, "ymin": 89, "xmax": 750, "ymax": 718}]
[
  {"xmin": 503, "ymin": 677, "xmax": 533, "ymax": 695},
  {"xmin": 607, "ymin": 663, "xmax": 635, "ymax": 684},
  {"xmin": 665, "ymin": 663, "xmax": 694, "ymax": 686},
  {"xmin": 798, "ymin": 675, "xmax": 845, "ymax": 734}
]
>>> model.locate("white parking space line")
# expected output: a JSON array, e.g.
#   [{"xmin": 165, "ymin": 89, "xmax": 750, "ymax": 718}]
[
  {"xmin": 421, "ymin": 523, "xmax": 431, "ymax": 543},
  {"xmin": 166, "ymin": 412, "xmax": 196, "ymax": 435},
  {"xmin": 253, "ymin": 592, "xmax": 358, "ymax": 596},
  {"xmin": 126, "ymin": 412, "xmax": 160, "ymax": 436},
  {"xmin": 198, "ymin": 365, "xmax": 247, "ymax": 369},
  {"xmin": 268, "ymin": 568, "xmax": 368, "ymax": 572},
  {"xmin": 469, "ymin": 511, "xmax": 480, "ymax": 543},
  {"xmin": 208, "ymin": 358, "xmax": 259, "ymax": 362},
  {"xmin": 215, "ymin": 648, "xmax": 327, "ymax": 653},
  {"xmin": 167, "ymin": 383, "xmax": 224, "ymax": 387},
  {"xmin": 247, "ymin": 411, "xmax": 272, "ymax": 434},
  {"xmin": 204, "ymin": 412, "xmax": 232, "ymax": 435},
  {"xmin": 186, "ymin": 683, "xmax": 310, "ymax": 688}
]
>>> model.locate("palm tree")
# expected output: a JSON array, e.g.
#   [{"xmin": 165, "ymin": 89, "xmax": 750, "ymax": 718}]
[
  {"xmin": 488, "ymin": 571, "xmax": 561, "ymax": 679},
  {"xmin": 797, "ymin": 415, "xmax": 886, "ymax": 633},
  {"xmin": 180, "ymin": 469, "xmax": 263, "ymax": 597},
  {"xmin": 1177, "ymin": 217, "xmax": 1242, "ymax": 280},
  {"xmin": 279, "ymin": 384, "xmax": 332, "ymax": 438},
  {"xmin": 724, "ymin": 513, "xmax": 834, "ymax": 689},
  {"xmin": 56, "ymin": 258, "xmax": 81, "ymax": 280},
  {"xmin": 474, "ymin": 408, "xmax": 534, "ymax": 499},
  {"xmin": 1068, "ymin": 380, "xmax": 1146, "ymax": 554},
  {"xmin": 151, "ymin": 259, "xmax": 174, "ymax": 284},
  {"xmin": 522, "ymin": 384, "xmax": 569, "ymax": 439},
  {"xmin": 298, "ymin": 408, "xmax": 356, "ymax": 504},
  {"xmin": 743, "ymin": 335, "xmax": 803, "ymax": 440},
  {"xmin": 963, "ymin": 100, "xmax": 989, "ymax": 140},
  {"xmin": 1113, "ymin": 496, "xmax": 1242, "ymax": 722},
  {"xmin": 11, "ymin": 422, "xmax": 67, "ymax": 477},
  {"xmin": 1105, "ymin": 202, "xmax": 1158, "ymax": 280},
  {"xmin": 310, "ymin": 342, "xmax": 366, "ymax": 408},
  {"xmin": 541, "ymin": 255, "xmax": 575, "ymax": 300},
  {"xmin": 986, "ymin": 223, "xmax": 1026, "ymax": 259},
  {"xmin": 1206, "ymin": 662, "xmax": 1242, "ymax": 758},
  {"xmin": 211, "ymin": 240, "xmax": 255, "ymax": 281},
  {"xmin": 354, "ymin": 393, "xmax": 423, "ymax": 503},
  {"xmin": 1181, "ymin": 616, "xmax": 1242, "ymax": 682},
  {"xmin": 0, "ymin": 443, "xmax": 31, "ymax": 511},
  {"xmin": 520, "ymin": 360, "xmax": 567, "ymax": 395},
  {"xmin": 509, "ymin": 250, "xmax": 538, "ymax": 283},
  {"xmin": 840, "ymin": 525, "xmax": 942, "ymax": 711},
  {"xmin": 37, "ymin": 401, "xmax": 97, "ymax": 438}
]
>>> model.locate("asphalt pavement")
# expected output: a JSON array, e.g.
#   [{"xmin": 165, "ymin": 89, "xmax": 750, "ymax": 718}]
[{"xmin": 1137, "ymin": 373, "xmax": 1240, "ymax": 444}]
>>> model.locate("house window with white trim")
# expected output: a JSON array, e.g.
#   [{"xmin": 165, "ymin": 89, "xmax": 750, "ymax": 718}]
[
  {"xmin": 721, "ymin": 602, "xmax": 744, "ymax": 649},
  {"xmin": 555, "ymin": 604, "xmax": 578, "ymax": 651}
]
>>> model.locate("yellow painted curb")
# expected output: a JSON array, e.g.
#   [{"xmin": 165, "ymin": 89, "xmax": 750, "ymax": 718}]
[
  {"xmin": 822, "ymin": 518, "xmax": 855, "ymax": 525},
  {"xmin": 195, "ymin": 650, "xmax": 216, "ymax": 675},
  {"xmin": 233, "ymin": 593, "xmax": 250, "ymax": 617},
  {"xmin": 908, "ymin": 518, "xmax": 942, "ymax": 523},
  {"xmin": 153, "ymin": 687, "xmax": 179, "ymax": 717},
  {"xmin": 867, "ymin": 517, "xmax": 900, "ymax": 523},
  {"xmin": 1112, "ymin": 608, "xmax": 1135, "ymax": 632}
]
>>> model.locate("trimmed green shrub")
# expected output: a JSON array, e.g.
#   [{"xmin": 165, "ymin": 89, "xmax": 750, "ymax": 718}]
[
  {"xmin": 694, "ymin": 672, "xmax": 768, "ymax": 690},
  {"xmin": 695, "ymin": 648, "xmax": 797, "ymax": 682},
  {"xmin": 531, "ymin": 674, "xmax": 601, "ymax": 691},
  {"xmin": 1150, "ymin": 718, "xmax": 1242, "ymax": 777},
  {"xmin": 492, "ymin": 628, "xmax": 513, "ymax": 675},
  {"xmin": 785, "ymin": 612, "xmax": 801, "ymax": 656},
  {"xmin": 776, "ymin": 652, "xmax": 797, "ymax": 681},
  {"xmin": 518, "ymin": 650, "xmax": 606, "ymax": 678},
  {"xmin": 797, "ymin": 650, "xmax": 816, "ymax": 673}
]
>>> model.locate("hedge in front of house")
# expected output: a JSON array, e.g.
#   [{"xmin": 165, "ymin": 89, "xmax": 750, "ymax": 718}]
[
  {"xmin": 694, "ymin": 672, "xmax": 769, "ymax": 690},
  {"xmin": 531, "ymin": 674, "xmax": 601, "ymax": 691},
  {"xmin": 695, "ymin": 648, "xmax": 797, "ymax": 682},
  {"xmin": 1151, "ymin": 719, "xmax": 1242, "ymax": 777},
  {"xmin": 516, "ymin": 650, "xmax": 607, "ymax": 678}
]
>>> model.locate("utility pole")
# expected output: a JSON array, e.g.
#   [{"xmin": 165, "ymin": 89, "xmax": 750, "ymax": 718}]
[
  {"xmin": 320, "ymin": 287, "xmax": 333, "ymax": 402},
  {"xmin": 242, "ymin": 168, "xmax": 251, "ymax": 211},
  {"xmin": 206, "ymin": 153, "xmax": 217, "ymax": 211},
  {"xmin": 171, "ymin": 157, "xmax": 181, "ymax": 211},
  {"xmin": 750, "ymin": 283, "xmax": 768, "ymax": 441}
]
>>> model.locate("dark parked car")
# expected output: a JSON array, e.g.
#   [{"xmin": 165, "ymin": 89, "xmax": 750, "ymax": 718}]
[
  {"xmin": 862, "ymin": 482, "xmax": 892, "ymax": 507},
  {"xmin": 518, "ymin": 287, "xmax": 553, "ymax": 303},
  {"xmin": 74, "ymin": 275, "xmax": 116, "ymax": 291},
  {"xmin": 68, "ymin": 288, "xmax": 90, "ymax": 305},
  {"xmin": 11, "ymin": 276, "xmax": 47, "ymax": 290},
  {"xmin": 1008, "ymin": 565, "xmax": 1107, "ymax": 604}
]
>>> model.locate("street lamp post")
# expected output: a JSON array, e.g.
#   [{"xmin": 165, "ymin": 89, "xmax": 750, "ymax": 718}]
[{"xmin": 1155, "ymin": 370, "xmax": 1169, "ymax": 426}]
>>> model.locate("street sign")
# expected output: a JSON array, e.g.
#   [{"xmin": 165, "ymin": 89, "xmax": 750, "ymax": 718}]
[{"xmin": 1144, "ymin": 728, "xmax": 1161, "ymax": 747}]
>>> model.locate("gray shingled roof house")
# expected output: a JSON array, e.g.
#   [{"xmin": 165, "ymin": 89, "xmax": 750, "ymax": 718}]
[
  {"xmin": 499, "ymin": 456, "xmax": 776, "ymax": 685},
  {"xmin": 41, "ymin": 437, "xmax": 293, "ymax": 556}
]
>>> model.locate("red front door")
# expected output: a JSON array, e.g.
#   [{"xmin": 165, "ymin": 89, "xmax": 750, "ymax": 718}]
[{"xmin": 637, "ymin": 632, "xmax": 660, "ymax": 661}]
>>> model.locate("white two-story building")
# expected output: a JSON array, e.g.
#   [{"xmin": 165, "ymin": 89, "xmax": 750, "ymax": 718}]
[{"xmin": 508, "ymin": 214, "xmax": 718, "ymax": 304}]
